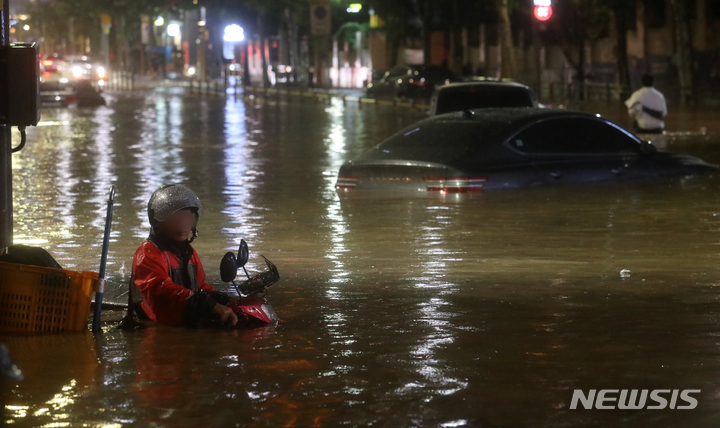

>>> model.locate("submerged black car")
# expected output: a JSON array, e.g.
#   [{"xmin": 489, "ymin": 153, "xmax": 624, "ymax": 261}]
[
  {"xmin": 336, "ymin": 109, "xmax": 716, "ymax": 192},
  {"xmin": 429, "ymin": 82, "xmax": 539, "ymax": 116}
]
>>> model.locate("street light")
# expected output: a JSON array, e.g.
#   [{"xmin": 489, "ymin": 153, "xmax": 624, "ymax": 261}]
[
  {"xmin": 223, "ymin": 24, "xmax": 244, "ymax": 42},
  {"xmin": 167, "ymin": 23, "xmax": 180, "ymax": 37},
  {"xmin": 154, "ymin": 16, "xmax": 164, "ymax": 26},
  {"xmin": 347, "ymin": 3, "xmax": 362, "ymax": 13},
  {"xmin": 222, "ymin": 24, "xmax": 244, "ymax": 61}
]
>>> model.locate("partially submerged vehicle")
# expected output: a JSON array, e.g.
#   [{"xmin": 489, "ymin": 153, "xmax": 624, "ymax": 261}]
[
  {"xmin": 337, "ymin": 108, "xmax": 717, "ymax": 193},
  {"xmin": 429, "ymin": 82, "xmax": 539, "ymax": 116},
  {"xmin": 40, "ymin": 78, "xmax": 105, "ymax": 108}
]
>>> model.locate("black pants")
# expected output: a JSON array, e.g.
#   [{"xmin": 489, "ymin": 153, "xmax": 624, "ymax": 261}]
[{"xmin": 634, "ymin": 121, "xmax": 663, "ymax": 134}]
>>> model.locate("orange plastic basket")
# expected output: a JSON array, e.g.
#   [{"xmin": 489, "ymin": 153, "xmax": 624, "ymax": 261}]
[{"xmin": 0, "ymin": 261, "xmax": 99, "ymax": 332}]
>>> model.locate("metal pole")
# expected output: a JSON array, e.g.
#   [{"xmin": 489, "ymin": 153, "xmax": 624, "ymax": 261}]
[
  {"xmin": 0, "ymin": 0, "xmax": 13, "ymax": 248},
  {"xmin": 92, "ymin": 185, "xmax": 115, "ymax": 333}
]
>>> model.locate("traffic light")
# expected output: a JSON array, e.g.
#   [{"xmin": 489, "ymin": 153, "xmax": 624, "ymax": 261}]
[{"xmin": 533, "ymin": 0, "xmax": 553, "ymax": 22}]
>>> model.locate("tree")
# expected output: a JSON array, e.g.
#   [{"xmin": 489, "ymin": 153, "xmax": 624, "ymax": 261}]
[
  {"xmin": 367, "ymin": 0, "xmax": 496, "ymax": 67},
  {"xmin": 366, "ymin": 0, "xmax": 420, "ymax": 66},
  {"xmin": 609, "ymin": 1, "xmax": 632, "ymax": 98},
  {"xmin": 550, "ymin": 0, "xmax": 609, "ymax": 99},
  {"xmin": 30, "ymin": 0, "xmax": 199, "ymax": 70},
  {"xmin": 669, "ymin": 0, "xmax": 694, "ymax": 105},
  {"xmin": 494, "ymin": 0, "xmax": 515, "ymax": 78}
]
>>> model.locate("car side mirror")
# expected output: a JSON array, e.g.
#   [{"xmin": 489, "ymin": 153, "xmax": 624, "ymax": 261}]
[
  {"xmin": 638, "ymin": 140, "xmax": 657, "ymax": 156},
  {"xmin": 220, "ymin": 239, "xmax": 249, "ymax": 283}
]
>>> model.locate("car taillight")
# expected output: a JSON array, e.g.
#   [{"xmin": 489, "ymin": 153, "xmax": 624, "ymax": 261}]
[
  {"xmin": 65, "ymin": 95, "xmax": 78, "ymax": 103},
  {"xmin": 409, "ymin": 78, "xmax": 427, "ymax": 86},
  {"xmin": 336, "ymin": 175, "xmax": 360, "ymax": 189},
  {"xmin": 424, "ymin": 176, "xmax": 487, "ymax": 193}
]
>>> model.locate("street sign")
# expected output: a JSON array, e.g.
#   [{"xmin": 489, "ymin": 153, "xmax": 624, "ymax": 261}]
[
  {"xmin": 101, "ymin": 14, "xmax": 112, "ymax": 35},
  {"xmin": 141, "ymin": 16, "xmax": 150, "ymax": 44},
  {"xmin": 310, "ymin": 0, "xmax": 331, "ymax": 36}
]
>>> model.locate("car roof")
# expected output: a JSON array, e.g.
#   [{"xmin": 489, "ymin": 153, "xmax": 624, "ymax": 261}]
[
  {"xmin": 354, "ymin": 108, "xmax": 642, "ymax": 166},
  {"xmin": 404, "ymin": 64, "xmax": 452, "ymax": 72},
  {"xmin": 434, "ymin": 107, "xmax": 604, "ymax": 126},
  {"xmin": 436, "ymin": 81, "xmax": 531, "ymax": 91},
  {"xmin": 428, "ymin": 108, "xmax": 639, "ymax": 145}
]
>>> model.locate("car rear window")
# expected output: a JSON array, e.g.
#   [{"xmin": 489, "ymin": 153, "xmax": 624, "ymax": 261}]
[
  {"xmin": 417, "ymin": 68, "xmax": 456, "ymax": 80},
  {"xmin": 436, "ymin": 87, "xmax": 534, "ymax": 114},
  {"xmin": 40, "ymin": 81, "xmax": 68, "ymax": 92},
  {"xmin": 509, "ymin": 118, "xmax": 640, "ymax": 154},
  {"xmin": 368, "ymin": 120, "xmax": 501, "ymax": 163}
]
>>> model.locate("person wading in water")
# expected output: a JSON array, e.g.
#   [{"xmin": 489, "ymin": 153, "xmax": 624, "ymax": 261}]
[
  {"xmin": 130, "ymin": 184, "xmax": 238, "ymax": 327},
  {"xmin": 625, "ymin": 74, "xmax": 668, "ymax": 134}
]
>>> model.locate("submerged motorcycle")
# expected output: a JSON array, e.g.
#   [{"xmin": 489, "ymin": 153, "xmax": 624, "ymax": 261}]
[
  {"xmin": 117, "ymin": 239, "xmax": 280, "ymax": 330},
  {"xmin": 220, "ymin": 239, "xmax": 280, "ymax": 325}
]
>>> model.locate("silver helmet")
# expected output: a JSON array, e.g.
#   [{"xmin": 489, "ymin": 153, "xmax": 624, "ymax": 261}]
[{"xmin": 147, "ymin": 184, "xmax": 203, "ymax": 224}]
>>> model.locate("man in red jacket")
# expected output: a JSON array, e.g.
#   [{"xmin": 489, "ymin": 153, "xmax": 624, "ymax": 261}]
[{"xmin": 132, "ymin": 184, "xmax": 238, "ymax": 327}]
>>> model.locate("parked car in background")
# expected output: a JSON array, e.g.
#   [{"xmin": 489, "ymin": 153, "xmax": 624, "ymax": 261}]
[
  {"xmin": 337, "ymin": 108, "xmax": 716, "ymax": 192},
  {"xmin": 40, "ymin": 78, "xmax": 76, "ymax": 107},
  {"xmin": 40, "ymin": 72, "xmax": 106, "ymax": 108},
  {"xmin": 42, "ymin": 53, "xmax": 67, "ymax": 73},
  {"xmin": 67, "ymin": 55, "xmax": 106, "ymax": 83},
  {"xmin": 366, "ymin": 65, "xmax": 459, "ymax": 99},
  {"xmin": 429, "ymin": 82, "xmax": 539, "ymax": 116}
]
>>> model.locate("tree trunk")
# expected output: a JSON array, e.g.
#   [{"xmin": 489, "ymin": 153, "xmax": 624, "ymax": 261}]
[
  {"xmin": 669, "ymin": 0, "xmax": 693, "ymax": 105},
  {"xmin": 495, "ymin": 0, "xmax": 515, "ymax": 78},
  {"xmin": 577, "ymin": 37, "xmax": 586, "ymax": 100},
  {"xmin": 389, "ymin": 36, "xmax": 400, "ymax": 67},
  {"xmin": 244, "ymin": 42, "xmax": 251, "ymax": 87},
  {"xmin": 412, "ymin": 0, "xmax": 432, "ymax": 65},
  {"xmin": 257, "ymin": 15, "xmax": 271, "ymax": 87},
  {"xmin": 613, "ymin": 8, "xmax": 631, "ymax": 100},
  {"xmin": 423, "ymin": 26, "xmax": 431, "ymax": 65}
]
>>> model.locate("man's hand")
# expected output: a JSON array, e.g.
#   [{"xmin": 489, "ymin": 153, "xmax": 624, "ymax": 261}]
[{"xmin": 213, "ymin": 303, "xmax": 238, "ymax": 326}]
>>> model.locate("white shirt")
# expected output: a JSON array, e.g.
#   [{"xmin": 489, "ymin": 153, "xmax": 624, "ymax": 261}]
[{"xmin": 625, "ymin": 87, "xmax": 667, "ymax": 131}]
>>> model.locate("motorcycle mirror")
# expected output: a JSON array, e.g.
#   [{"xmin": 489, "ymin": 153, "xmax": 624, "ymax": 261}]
[
  {"xmin": 220, "ymin": 252, "xmax": 238, "ymax": 282},
  {"xmin": 237, "ymin": 239, "xmax": 249, "ymax": 268}
]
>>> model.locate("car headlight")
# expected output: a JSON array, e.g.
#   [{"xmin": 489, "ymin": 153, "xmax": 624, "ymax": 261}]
[
  {"xmin": 187, "ymin": 66, "xmax": 196, "ymax": 76},
  {"xmin": 96, "ymin": 66, "xmax": 106, "ymax": 78},
  {"xmin": 72, "ymin": 66, "xmax": 83, "ymax": 78}
]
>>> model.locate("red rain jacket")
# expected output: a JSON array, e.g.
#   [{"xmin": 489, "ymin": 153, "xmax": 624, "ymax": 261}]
[{"xmin": 132, "ymin": 240, "xmax": 219, "ymax": 326}]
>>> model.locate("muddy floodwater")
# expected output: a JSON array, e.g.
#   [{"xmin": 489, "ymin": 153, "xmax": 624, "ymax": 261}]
[{"xmin": 3, "ymin": 89, "xmax": 720, "ymax": 427}]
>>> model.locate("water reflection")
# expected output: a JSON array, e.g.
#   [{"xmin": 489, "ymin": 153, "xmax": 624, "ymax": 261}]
[
  {"xmin": 1, "ymin": 333, "xmax": 99, "ymax": 427},
  {"xmin": 4, "ymin": 92, "xmax": 720, "ymax": 426},
  {"xmin": 221, "ymin": 97, "xmax": 261, "ymax": 249},
  {"xmin": 324, "ymin": 97, "xmax": 351, "ymax": 286}
]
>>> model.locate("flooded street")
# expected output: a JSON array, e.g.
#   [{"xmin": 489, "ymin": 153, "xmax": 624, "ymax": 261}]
[{"xmin": 4, "ymin": 89, "xmax": 720, "ymax": 427}]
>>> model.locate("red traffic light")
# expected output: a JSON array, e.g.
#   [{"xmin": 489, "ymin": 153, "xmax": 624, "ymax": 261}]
[{"xmin": 534, "ymin": 5, "xmax": 552, "ymax": 21}]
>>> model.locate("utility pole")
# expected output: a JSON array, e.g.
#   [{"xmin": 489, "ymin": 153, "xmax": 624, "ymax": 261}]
[
  {"xmin": 0, "ymin": 0, "xmax": 13, "ymax": 248},
  {"xmin": 0, "ymin": 0, "xmax": 41, "ymax": 248}
]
